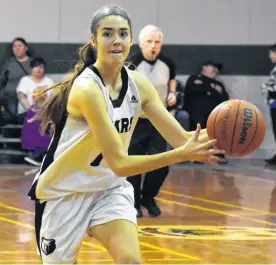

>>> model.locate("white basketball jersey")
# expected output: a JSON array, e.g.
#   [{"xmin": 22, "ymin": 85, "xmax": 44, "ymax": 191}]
[{"xmin": 28, "ymin": 65, "xmax": 141, "ymax": 201}]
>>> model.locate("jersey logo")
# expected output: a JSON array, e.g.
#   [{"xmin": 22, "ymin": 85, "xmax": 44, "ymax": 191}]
[
  {"xmin": 130, "ymin": 95, "xmax": 139, "ymax": 103},
  {"xmin": 41, "ymin": 237, "xmax": 56, "ymax": 256}
]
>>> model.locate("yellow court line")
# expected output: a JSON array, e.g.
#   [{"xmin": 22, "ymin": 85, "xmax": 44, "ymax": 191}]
[
  {"xmin": 146, "ymin": 258, "xmax": 193, "ymax": 261},
  {"xmin": 0, "ymin": 203, "xmax": 34, "ymax": 215},
  {"xmin": 71, "ymin": 259, "xmax": 113, "ymax": 262},
  {"xmin": 0, "ymin": 250, "xmax": 103, "ymax": 254},
  {"xmin": 0, "ymin": 217, "xmax": 34, "ymax": 229},
  {"xmin": 0, "ymin": 202, "xmax": 199, "ymax": 261},
  {"xmin": 0, "ymin": 260, "xmax": 42, "ymax": 263},
  {"xmin": 241, "ymin": 212, "xmax": 273, "ymax": 217},
  {"xmin": 79, "ymin": 249, "xmax": 162, "ymax": 253},
  {"xmin": 0, "ymin": 259, "xmax": 192, "ymax": 262},
  {"xmin": 161, "ymin": 190, "xmax": 276, "ymax": 216},
  {"xmin": 139, "ymin": 241, "xmax": 200, "ymax": 261},
  {"xmin": 0, "ymin": 259, "xmax": 114, "ymax": 262},
  {"xmin": 156, "ymin": 197, "xmax": 276, "ymax": 227},
  {"xmin": 81, "ymin": 241, "xmax": 106, "ymax": 251},
  {"xmin": 0, "ymin": 216, "xmax": 198, "ymax": 261},
  {"xmin": 140, "ymin": 250, "xmax": 162, "ymax": 253},
  {"xmin": 70, "ymin": 259, "xmax": 114, "ymax": 263},
  {"xmin": 0, "ymin": 213, "xmax": 29, "ymax": 216},
  {"xmin": 0, "ymin": 250, "xmax": 160, "ymax": 254},
  {"xmin": 0, "ymin": 216, "xmax": 105, "ymax": 252}
]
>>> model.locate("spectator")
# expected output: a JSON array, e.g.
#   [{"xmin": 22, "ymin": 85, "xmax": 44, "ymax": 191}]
[
  {"xmin": 183, "ymin": 61, "xmax": 229, "ymax": 130},
  {"xmin": 16, "ymin": 57, "xmax": 54, "ymax": 124},
  {"xmin": 0, "ymin": 37, "xmax": 32, "ymax": 125},
  {"xmin": 183, "ymin": 61, "xmax": 229, "ymax": 163},
  {"xmin": 261, "ymin": 44, "xmax": 276, "ymax": 165},
  {"xmin": 170, "ymin": 79, "xmax": 190, "ymax": 131},
  {"xmin": 20, "ymin": 85, "xmax": 52, "ymax": 166}
]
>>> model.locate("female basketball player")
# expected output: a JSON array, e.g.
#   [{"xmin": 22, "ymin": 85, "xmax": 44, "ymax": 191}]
[{"xmin": 29, "ymin": 4, "xmax": 225, "ymax": 264}]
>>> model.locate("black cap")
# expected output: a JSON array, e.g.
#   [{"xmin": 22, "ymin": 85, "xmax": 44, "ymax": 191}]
[
  {"xmin": 269, "ymin": 44, "xmax": 276, "ymax": 52},
  {"xmin": 202, "ymin": 61, "xmax": 223, "ymax": 72}
]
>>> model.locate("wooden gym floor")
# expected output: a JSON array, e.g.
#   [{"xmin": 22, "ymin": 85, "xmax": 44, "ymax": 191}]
[{"xmin": 0, "ymin": 160, "xmax": 276, "ymax": 264}]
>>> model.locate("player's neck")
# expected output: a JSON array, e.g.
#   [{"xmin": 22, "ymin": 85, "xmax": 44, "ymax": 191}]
[{"xmin": 94, "ymin": 61, "xmax": 122, "ymax": 90}]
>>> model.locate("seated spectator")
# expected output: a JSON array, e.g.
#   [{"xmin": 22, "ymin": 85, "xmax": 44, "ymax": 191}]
[
  {"xmin": 168, "ymin": 79, "xmax": 190, "ymax": 131},
  {"xmin": 16, "ymin": 56, "xmax": 54, "ymax": 124},
  {"xmin": 183, "ymin": 61, "xmax": 229, "ymax": 130},
  {"xmin": 20, "ymin": 86, "xmax": 52, "ymax": 166},
  {"xmin": 0, "ymin": 37, "xmax": 32, "ymax": 125},
  {"xmin": 183, "ymin": 61, "xmax": 229, "ymax": 162},
  {"xmin": 261, "ymin": 44, "xmax": 276, "ymax": 165}
]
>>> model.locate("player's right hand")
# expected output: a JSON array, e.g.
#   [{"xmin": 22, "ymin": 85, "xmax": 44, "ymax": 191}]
[{"xmin": 179, "ymin": 123, "xmax": 226, "ymax": 165}]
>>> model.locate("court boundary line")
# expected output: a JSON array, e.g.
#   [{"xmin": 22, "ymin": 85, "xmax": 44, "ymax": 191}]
[
  {"xmin": 0, "ymin": 215, "xmax": 105, "ymax": 251},
  {"xmin": 0, "ymin": 202, "xmax": 200, "ymax": 262},
  {"xmin": 160, "ymin": 190, "xmax": 276, "ymax": 216},
  {"xmin": 156, "ymin": 197, "xmax": 276, "ymax": 227}
]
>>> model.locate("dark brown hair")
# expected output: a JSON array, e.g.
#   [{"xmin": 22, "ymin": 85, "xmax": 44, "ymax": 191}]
[
  {"xmin": 34, "ymin": 4, "xmax": 132, "ymax": 132},
  {"xmin": 34, "ymin": 43, "xmax": 95, "ymax": 132}
]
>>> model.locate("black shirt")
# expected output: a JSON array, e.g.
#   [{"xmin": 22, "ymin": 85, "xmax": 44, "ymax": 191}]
[{"xmin": 183, "ymin": 74, "xmax": 229, "ymax": 117}]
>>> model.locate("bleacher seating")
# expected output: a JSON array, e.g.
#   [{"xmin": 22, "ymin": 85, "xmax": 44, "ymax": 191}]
[{"xmin": 0, "ymin": 125, "xmax": 25, "ymax": 164}]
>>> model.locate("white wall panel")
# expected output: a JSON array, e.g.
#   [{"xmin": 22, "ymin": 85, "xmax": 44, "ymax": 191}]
[
  {"xmin": 159, "ymin": 0, "xmax": 250, "ymax": 44},
  {"xmin": 59, "ymin": 0, "xmax": 158, "ymax": 43},
  {"xmin": 0, "ymin": 0, "xmax": 59, "ymax": 42}
]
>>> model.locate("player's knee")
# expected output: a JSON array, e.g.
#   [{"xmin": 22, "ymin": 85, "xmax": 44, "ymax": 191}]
[
  {"xmin": 42, "ymin": 252, "xmax": 76, "ymax": 264},
  {"xmin": 117, "ymin": 254, "xmax": 142, "ymax": 264}
]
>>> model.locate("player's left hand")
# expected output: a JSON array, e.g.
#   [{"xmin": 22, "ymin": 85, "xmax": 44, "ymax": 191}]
[
  {"xmin": 187, "ymin": 128, "xmax": 227, "ymax": 164},
  {"xmin": 197, "ymin": 128, "xmax": 209, "ymax": 144},
  {"xmin": 167, "ymin": 92, "xmax": 177, "ymax": 106},
  {"xmin": 188, "ymin": 128, "xmax": 209, "ymax": 144},
  {"xmin": 188, "ymin": 128, "xmax": 219, "ymax": 148}
]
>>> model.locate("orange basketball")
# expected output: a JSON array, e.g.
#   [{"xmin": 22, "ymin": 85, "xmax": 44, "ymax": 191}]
[{"xmin": 206, "ymin": 99, "xmax": 266, "ymax": 157}]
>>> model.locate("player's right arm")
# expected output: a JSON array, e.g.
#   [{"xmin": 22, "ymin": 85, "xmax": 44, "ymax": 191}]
[{"xmin": 68, "ymin": 78, "xmax": 223, "ymax": 177}]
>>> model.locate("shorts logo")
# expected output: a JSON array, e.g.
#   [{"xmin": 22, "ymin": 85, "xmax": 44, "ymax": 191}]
[{"xmin": 41, "ymin": 237, "xmax": 56, "ymax": 256}]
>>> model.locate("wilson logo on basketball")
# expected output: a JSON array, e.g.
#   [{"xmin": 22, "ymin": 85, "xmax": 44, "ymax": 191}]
[{"xmin": 238, "ymin": 108, "xmax": 253, "ymax": 144}]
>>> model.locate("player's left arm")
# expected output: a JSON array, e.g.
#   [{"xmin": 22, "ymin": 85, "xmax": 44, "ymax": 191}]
[{"xmin": 132, "ymin": 71, "xmax": 209, "ymax": 148}]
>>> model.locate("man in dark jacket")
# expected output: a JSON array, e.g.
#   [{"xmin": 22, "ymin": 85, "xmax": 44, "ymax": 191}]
[
  {"xmin": 184, "ymin": 61, "xmax": 229, "ymax": 130},
  {"xmin": 183, "ymin": 61, "xmax": 229, "ymax": 163}
]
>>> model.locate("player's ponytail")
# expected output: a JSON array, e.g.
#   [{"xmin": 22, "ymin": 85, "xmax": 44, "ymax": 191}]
[{"xmin": 33, "ymin": 43, "xmax": 96, "ymax": 133}]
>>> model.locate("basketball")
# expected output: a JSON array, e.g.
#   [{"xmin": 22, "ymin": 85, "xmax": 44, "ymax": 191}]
[{"xmin": 206, "ymin": 99, "xmax": 266, "ymax": 157}]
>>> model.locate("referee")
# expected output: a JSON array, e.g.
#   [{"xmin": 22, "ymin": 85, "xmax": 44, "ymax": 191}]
[{"xmin": 127, "ymin": 25, "xmax": 177, "ymax": 217}]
